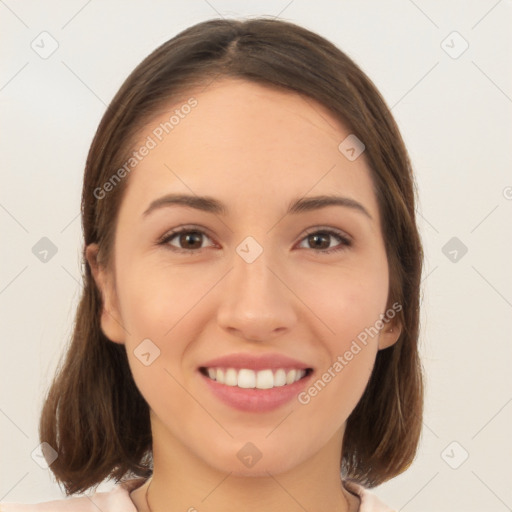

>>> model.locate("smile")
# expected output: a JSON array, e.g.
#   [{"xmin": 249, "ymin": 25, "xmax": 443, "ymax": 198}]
[{"xmin": 200, "ymin": 367, "xmax": 312, "ymax": 389}]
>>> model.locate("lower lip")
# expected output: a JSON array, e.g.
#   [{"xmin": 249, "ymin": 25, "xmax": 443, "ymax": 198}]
[{"xmin": 199, "ymin": 370, "xmax": 313, "ymax": 412}]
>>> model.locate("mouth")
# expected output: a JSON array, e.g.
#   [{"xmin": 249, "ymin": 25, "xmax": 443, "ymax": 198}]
[
  {"xmin": 199, "ymin": 366, "xmax": 314, "ymax": 390},
  {"xmin": 197, "ymin": 352, "xmax": 315, "ymax": 412}
]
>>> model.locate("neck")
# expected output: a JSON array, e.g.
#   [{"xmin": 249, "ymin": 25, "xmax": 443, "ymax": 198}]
[{"xmin": 141, "ymin": 420, "xmax": 358, "ymax": 512}]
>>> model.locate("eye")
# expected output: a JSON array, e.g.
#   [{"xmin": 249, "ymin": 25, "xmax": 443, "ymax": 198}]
[
  {"xmin": 297, "ymin": 228, "xmax": 352, "ymax": 254},
  {"xmin": 158, "ymin": 226, "xmax": 216, "ymax": 254}
]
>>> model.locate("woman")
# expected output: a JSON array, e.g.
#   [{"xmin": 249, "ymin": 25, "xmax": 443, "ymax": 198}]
[{"xmin": 1, "ymin": 17, "xmax": 423, "ymax": 512}]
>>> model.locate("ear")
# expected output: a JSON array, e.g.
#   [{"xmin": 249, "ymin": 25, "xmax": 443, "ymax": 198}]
[
  {"xmin": 378, "ymin": 319, "xmax": 402, "ymax": 350},
  {"xmin": 85, "ymin": 243, "xmax": 126, "ymax": 344}
]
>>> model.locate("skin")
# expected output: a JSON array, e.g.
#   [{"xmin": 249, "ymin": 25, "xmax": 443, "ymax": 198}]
[{"xmin": 86, "ymin": 78, "xmax": 401, "ymax": 512}]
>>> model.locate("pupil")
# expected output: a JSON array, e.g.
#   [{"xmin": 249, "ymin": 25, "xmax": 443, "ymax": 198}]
[
  {"xmin": 182, "ymin": 232, "xmax": 201, "ymax": 248},
  {"xmin": 310, "ymin": 233, "xmax": 328, "ymax": 249}
]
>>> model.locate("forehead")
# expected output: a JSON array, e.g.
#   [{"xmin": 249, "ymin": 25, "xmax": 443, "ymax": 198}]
[{"xmin": 120, "ymin": 78, "xmax": 379, "ymax": 227}]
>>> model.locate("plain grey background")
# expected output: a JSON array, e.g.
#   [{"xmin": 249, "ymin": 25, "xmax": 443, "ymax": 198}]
[{"xmin": 1, "ymin": 1, "xmax": 511, "ymax": 511}]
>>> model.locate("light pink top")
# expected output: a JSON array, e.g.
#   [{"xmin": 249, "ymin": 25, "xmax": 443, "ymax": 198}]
[{"xmin": 0, "ymin": 478, "xmax": 395, "ymax": 511}]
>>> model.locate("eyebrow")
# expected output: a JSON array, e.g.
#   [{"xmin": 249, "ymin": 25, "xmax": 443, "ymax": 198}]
[{"xmin": 142, "ymin": 193, "xmax": 373, "ymax": 221}]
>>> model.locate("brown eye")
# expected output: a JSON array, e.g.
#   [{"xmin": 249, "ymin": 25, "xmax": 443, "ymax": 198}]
[
  {"xmin": 307, "ymin": 232, "xmax": 331, "ymax": 250},
  {"xmin": 159, "ymin": 228, "xmax": 214, "ymax": 253},
  {"xmin": 176, "ymin": 231, "xmax": 204, "ymax": 249},
  {"xmin": 298, "ymin": 229, "xmax": 352, "ymax": 254}
]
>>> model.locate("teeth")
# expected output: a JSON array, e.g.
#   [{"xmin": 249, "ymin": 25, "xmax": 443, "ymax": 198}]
[
  {"xmin": 225, "ymin": 368, "xmax": 238, "ymax": 386},
  {"xmin": 286, "ymin": 369, "xmax": 297, "ymax": 385},
  {"xmin": 256, "ymin": 369, "xmax": 274, "ymax": 389},
  {"xmin": 205, "ymin": 367, "xmax": 307, "ymax": 389},
  {"xmin": 238, "ymin": 369, "xmax": 256, "ymax": 388},
  {"xmin": 274, "ymin": 369, "xmax": 287, "ymax": 387}
]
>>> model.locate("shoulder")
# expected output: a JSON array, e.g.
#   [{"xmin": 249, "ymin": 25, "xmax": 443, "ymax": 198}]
[
  {"xmin": 343, "ymin": 480, "xmax": 396, "ymax": 512},
  {"xmin": 0, "ymin": 478, "xmax": 146, "ymax": 512}
]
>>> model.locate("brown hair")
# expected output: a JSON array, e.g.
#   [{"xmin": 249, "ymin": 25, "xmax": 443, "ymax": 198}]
[{"xmin": 39, "ymin": 16, "xmax": 424, "ymax": 495}]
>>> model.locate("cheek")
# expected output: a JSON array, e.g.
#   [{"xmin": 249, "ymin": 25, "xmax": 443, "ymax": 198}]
[
  {"xmin": 118, "ymin": 261, "xmax": 210, "ymax": 338},
  {"xmin": 118, "ymin": 264, "xmax": 219, "ymax": 400},
  {"xmin": 305, "ymin": 260, "xmax": 388, "ymax": 423},
  {"xmin": 295, "ymin": 260, "xmax": 387, "ymax": 414},
  {"xmin": 290, "ymin": 343, "xmax": 376, "ymax": 457},
  {"xmin": 298, "ymin": 259, "xmax": 389, "ymax": 347},
  {"xmin": 113, "ymin": 268, "xmax": 185, "ymax": 396}
]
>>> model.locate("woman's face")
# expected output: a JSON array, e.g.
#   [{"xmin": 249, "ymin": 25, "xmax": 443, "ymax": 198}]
[{"xmin": 87, "ymin": 78, "xmax": 400, "ymax": 476}]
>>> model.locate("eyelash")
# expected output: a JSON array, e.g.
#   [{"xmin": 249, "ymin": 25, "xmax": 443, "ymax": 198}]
[{"xmin": 157, "ymin": 225, "xmax": 352, "ymax": 255}]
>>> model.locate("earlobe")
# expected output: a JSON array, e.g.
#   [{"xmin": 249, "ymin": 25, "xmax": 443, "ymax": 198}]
[
  {"xmin": 85, "ymin": 243, "xmax": 126, "ymax": 345},
  {"xmin": 378, "ymin": 321, "xmax": 402, "ymax": 350}
]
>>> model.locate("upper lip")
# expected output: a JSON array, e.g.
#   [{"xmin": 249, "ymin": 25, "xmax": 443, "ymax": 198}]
[{"xmin": 199, "ymin": 352, "xmax": 312, "ymax": 371}]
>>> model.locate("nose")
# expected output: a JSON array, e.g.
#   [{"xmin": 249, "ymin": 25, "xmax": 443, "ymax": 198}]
[{"xmin": 216, "ymin": 250, "xmax": 298, "ymax": 343}]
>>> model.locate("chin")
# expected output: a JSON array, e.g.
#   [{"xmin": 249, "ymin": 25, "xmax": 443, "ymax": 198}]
[{"xmin": 200, "ymin": 441, "xmax": 311, "ymax": 478}]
